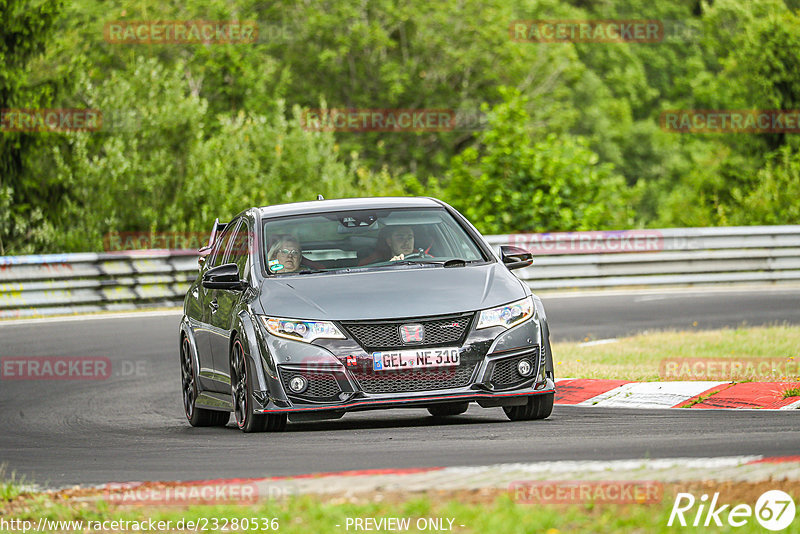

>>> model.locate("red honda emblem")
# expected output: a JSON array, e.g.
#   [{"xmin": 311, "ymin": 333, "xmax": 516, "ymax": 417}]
[{"xmin": 399, "ymin": 323, "xmax": 425, "ymax": 344}]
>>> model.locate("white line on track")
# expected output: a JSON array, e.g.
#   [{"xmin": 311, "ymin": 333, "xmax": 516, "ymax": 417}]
[
  {"xmin": 781, "ymin": 398, "xmax": 800, "ymax": 410},
  {"xmin": 0, "ymin": 309, "xmax": 182, "ymax": 327},
  {"xmin": 538, "ymin": 284, "xmax": 800, "ymax": 299},
  {"xmin": 577, "ymin": 338, "xmax": 619, "ymax": 347}
]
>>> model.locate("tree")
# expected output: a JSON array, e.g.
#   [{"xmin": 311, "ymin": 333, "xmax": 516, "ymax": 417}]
[
  {"xmin": 0, "ymin": 0, "xmax": 65, "ymax": 254},
  {"xmin": 444, "ymin": 89, "xmax": 631, "ymax": 234}
]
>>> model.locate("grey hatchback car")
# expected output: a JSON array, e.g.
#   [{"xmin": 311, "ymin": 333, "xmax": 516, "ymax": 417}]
[{"xmin": 180, "ymin": 197, "xmax": 555, "ymax": 432}]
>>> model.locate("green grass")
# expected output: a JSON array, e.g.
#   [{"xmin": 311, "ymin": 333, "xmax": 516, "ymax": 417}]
[
  {"xmin": 678, "ymin": 390, "xmax": 721, "ymax": 408},
  {"xmin": 0, "ymin": 467, "xmax": 28, "ymax": 502},
  {"xmin": 783, "ymin": 387, "xmax": 800, "ymax": 398},
  {"xmin": 3, "ymin": 492, "xmax": 796, "ymax": 534},
  {"xmin": 552, "ymin": 325, "xmax": 800, "ymax": 381}
]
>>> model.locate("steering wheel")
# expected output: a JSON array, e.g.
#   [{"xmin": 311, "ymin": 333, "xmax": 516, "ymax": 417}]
[{"xmin": 396, "ymin": 249, "xmax": 433, "ymax": 260}]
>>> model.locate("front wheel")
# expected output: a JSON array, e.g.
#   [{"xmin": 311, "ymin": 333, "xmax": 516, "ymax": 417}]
[
  {"xmin": 503, "ymin": 392, "xmax": 554, "ymax": 421},
  {"xmin": 181, "ymin": 337, "xmax": 229, "ymax": 427},
  {"xmin": 230, "ymin": 336, "xmax": 287, "ymax": 433}
]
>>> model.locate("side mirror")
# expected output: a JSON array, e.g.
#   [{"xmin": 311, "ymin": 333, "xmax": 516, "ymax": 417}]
[
  {"xmin": 500, "ymin": 245, "xmax": 533, "ymax": 270},
  {"xmin": 202, "ymin": 263, "xmax": 247, "ymax": 290}
]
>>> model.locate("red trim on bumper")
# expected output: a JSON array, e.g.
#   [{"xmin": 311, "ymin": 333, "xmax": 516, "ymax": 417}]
[{"xmin": 257, "ymin": 388, "xmax": 555, "ymax": 413}]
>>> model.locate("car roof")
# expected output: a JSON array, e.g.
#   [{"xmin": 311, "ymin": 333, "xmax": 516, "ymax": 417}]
[{"xmin": 255, "ymin": 196, "xmax": 444, "ymax": 218}]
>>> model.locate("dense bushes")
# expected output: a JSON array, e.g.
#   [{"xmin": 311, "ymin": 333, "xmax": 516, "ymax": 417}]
[{"xmin": 2, "ymin": 0, "xmax": 798, "ymax": 254}]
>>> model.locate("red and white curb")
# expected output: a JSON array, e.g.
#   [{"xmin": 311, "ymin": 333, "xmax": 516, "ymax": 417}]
[
  {"xmin": 554, "ymin": 379, "xmax": 800, "ymax": 410},
  {"xmin": 250, "ymin": 456, "xmax": 800, "ymax": 496}
]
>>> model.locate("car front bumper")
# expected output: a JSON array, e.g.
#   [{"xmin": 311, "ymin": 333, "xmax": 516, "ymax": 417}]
[
  {"xmin": 250, "ymin": 312, "xmax": 556, "ymax": 416},
  {"xmin": 253, "ymin": 379, "xmax": 555, "ymax": 415}
]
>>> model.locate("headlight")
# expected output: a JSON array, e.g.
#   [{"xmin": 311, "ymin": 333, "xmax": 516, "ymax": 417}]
[
  {"xmin": 259, "ymin": 316, "xmax": 346, "ymax": 343},
  {"xmin": 476, "ymin": 296, "xmax": 535, "ymax": 330}
]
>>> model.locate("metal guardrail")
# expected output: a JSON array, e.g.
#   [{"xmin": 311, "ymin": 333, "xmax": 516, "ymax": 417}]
[
  {"xmin": 485, "ymin": 226, "xmax": 800, "ymax": 290},
  {"xmin": 0, "ymin": 251, "xmax": 197, "ymax": 318},
  {"xmin": 1, "ymin": 226, "xmax": 799, "ymax": 318}
]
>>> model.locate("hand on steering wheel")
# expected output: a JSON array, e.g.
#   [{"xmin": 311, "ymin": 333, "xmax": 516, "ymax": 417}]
[{"xmin": 392, "ymin": 249, "xmax": 433, "ymax": 261}]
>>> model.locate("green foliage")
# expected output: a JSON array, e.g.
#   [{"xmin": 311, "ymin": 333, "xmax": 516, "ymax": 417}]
[
  {"xmin": 0, "ymin": 0, "xmax": 66, "ymax": 254},
  {"xmin": 46, "ymin": 57, "xmax": 209, "ymax": 251},
  {"xmin": 36, "ymin": 57, "xmax": 404, "ymax": 252},
  {"xmin": 734, "ymin": 146, "xmax": 800, "ymax": 224},
  {"xmin": 2, "ymin": 0, "xmax": 799, "ymax": 254},
  {"xmin": 0, "ymin": 465, "xmax": 27, "ymax": 501},
  {"xmin": 183, "ymin": 102, "xmax": 405, "ymax": 226},
  {"xmin": 446, "ymin": 90, "xmax": 631, "ymax": 233}
]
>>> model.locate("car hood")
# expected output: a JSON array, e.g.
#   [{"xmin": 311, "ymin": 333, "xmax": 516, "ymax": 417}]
[{"xmin": 257, "ymin": 263, "xmax": 527, "ymax": 320}]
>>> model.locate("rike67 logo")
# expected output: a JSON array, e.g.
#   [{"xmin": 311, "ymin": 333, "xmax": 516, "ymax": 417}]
[{"xmin": 668, "ymin": 490, "xmax": 796, "ymax": 531}]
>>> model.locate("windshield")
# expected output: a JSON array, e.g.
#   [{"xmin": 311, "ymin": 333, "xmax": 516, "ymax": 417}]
[{"xmin": 262, "ymin": 207, "xmax": 487, "ymax": 275}]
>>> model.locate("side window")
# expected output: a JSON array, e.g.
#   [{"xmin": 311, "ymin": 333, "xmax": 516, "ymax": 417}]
[
  {"xmin": 228, "ymin": 221, "xmax": 251, "ymax": 278},
  {"xmin": 210, "ymin": 221, "xmax": 238, "ymax": 268}
]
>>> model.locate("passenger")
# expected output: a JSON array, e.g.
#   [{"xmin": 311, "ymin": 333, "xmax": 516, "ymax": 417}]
[
  {"xmin": 358, "ymin": 225, "xmax": 419, "ymax": 265},
  {"xmin": 267, "ymin": 236, "xmax": 302, "ymax": 273}
]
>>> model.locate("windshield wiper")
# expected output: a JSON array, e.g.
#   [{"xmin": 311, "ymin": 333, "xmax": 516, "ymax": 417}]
[
  {"xmin": 412, "ymin": 258, "xmax": 471, "ymax": 267},
  {"xmin": 383, "ymin": 260, "xmax": 438, "ymax": 267},
  {"xmin": 378, "ymin": 259, "xmax": 472, "ymax": 268}
]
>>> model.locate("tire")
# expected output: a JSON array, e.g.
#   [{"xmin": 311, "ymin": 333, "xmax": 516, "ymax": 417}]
[
  {"xmin": 230, "ymin": 336, "xmax": 287, "ymax": 433},
  {"xmin": 503, "ymin": 392, "xmax": 554, "ymax": 421},
  {"xmin": 427, "ymin": 402, "xmax": 469, "ymax": 417},
  {"xmin": 180, "ymin": 336, "xmax": 230, "ymax": 427}
]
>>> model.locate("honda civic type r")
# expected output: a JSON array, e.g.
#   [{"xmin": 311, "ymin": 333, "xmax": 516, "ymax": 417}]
[{"xmin": 179, "ymin": 197, "xmax": 556, "ymax": 432}]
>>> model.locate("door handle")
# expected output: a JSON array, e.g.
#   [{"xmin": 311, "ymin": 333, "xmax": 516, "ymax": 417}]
[{"xmin": 209, "ymin": 299, "xmax": 219, "ymax": 313}]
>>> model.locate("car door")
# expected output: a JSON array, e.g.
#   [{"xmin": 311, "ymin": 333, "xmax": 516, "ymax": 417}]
[
  {"xmin": 196, "ymin": 220, "xmax": 238, "ymax": 390},
  {"xmin": 207, "ymin": 218, "xmax": 250, "ymax": 392}
]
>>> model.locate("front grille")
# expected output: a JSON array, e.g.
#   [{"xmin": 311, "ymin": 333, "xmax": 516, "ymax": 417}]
[
  {"xmin": 351, "ymin": 361, "xmax": 479, "ymax": 394},
  {"xmin": 490, "ymin": 347, "xmax": 539, "ymax": 388},
  {"xmin": 280, "ymin": 370, "xmax": 342, "ymax": 401},
  {"xmin": 341, "ymin": 313, "xmax": 473, "ymax": 352}
]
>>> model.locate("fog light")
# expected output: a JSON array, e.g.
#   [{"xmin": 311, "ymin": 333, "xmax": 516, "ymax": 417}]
[
  {"xmin": 517, "ymin": 359, "xmax": 533, "ymax": 377},
  {"xmin": 288, "ymin": 375, "xmax": 308, "ymax": 393}
]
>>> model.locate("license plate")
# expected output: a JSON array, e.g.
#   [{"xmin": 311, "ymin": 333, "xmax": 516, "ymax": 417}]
[{"xmin": 372, "ymin": 347, "xmax": 460, "ymax": 371}]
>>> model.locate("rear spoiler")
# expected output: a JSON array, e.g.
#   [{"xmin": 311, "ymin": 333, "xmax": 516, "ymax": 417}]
[
  {"xmin": 198, "ymin": 218, "xmax": 228, "ymax": 267},
  {"xmin": 206, "ymin": 218, "xmax": 228, "ymax": 248}
]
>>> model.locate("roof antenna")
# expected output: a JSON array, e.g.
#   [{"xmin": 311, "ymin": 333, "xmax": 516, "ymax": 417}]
[{"xmin": 317, "ymin": 194, "xmax": 325, "ymax": 200}]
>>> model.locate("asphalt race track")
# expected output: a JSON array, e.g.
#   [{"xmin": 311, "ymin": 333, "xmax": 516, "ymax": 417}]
[
  {"xmin": 1, "ymin": 286, "xmax": 798, "ymax": 487},
  {"xmin": 542, "ymin": 285, "xmax": 800, "ymax": 341}
]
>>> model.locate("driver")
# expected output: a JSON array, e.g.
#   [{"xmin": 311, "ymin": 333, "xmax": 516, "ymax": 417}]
[
  {"xmin": 385, "ymin": 225, "xmax": 415, "ymax": 261},
  {"xmin": 359, "ymin": 225, "xmax": 427, "ymax": 265}
]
